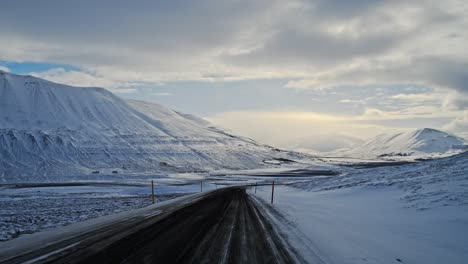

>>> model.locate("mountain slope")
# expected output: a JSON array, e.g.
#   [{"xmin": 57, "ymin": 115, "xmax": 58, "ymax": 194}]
[
  {"xmin": 336, "ymin": 128, "xmax": 466, "ymax": 159},
  {"xmin": 0, "ymin": 71, "xmax": 305, "ymax": 181}
]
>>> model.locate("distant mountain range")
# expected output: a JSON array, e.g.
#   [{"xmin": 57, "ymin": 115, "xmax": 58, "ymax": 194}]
[
  {"xmin": 0, "ymin": 71, "xmax": 306, "ymax": 181},
  {"xmin": 286, "ymin": 133, "xmax": 364, "ymax": 154},
  {"xmin": 334, "ymin": 128, "xmax": 466, "ymax": 159}
]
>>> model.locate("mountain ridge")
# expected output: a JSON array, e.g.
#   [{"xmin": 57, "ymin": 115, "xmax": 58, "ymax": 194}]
[{"xmin": 336, "ymin": 128, "xmax": 466, "ymax": 159}]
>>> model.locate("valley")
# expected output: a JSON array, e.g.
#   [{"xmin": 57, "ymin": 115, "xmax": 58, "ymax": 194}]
[{"xmin": 0, "ymin": 71, "xmax": 467, "ymax": 264}]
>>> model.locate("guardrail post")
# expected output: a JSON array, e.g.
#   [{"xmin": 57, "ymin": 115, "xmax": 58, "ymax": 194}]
[
  {"xmin": 151, "ymin": 180, "xmax": 155, "ymax": 204},
  {"xmin": 255, "ymin": 182, "xmax": 257, "ymax": 194},
  {"xmin": 271, "ymin": 180, "xmax": 275, "ymax": 204},
  {"xmin": 200, "ymin": 180, "xmax": 203, "ymax": 192}
]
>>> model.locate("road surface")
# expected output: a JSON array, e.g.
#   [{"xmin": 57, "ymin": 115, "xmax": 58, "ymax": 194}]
[{"xmin": 1, "ymin": 187, "xmax": 302, "ymax": 264}]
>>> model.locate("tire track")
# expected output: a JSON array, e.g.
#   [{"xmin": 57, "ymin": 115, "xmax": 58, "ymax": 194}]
[{"xmin": 3, "ymin": 187, "xmax": 300, "ymax": 264}]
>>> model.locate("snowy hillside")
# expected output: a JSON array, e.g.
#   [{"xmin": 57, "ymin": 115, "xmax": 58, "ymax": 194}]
[
  {"xmin": 335, "ymin": 128, "xmax": 466, "ymax": 159},
  {"xmin": 0, "ymin": 71, "xmax": 306, "ymax": 181}
]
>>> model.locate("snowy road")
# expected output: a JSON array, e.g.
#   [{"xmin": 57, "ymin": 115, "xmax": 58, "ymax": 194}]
[{"xmin": 0, "ymin": 187, "xmax": 301, "ymax": 264}]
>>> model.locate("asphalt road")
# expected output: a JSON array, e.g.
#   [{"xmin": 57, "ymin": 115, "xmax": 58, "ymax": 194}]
[{"xmin": 1, "ymin": 187, "xmax": 301, "ymax": 264}]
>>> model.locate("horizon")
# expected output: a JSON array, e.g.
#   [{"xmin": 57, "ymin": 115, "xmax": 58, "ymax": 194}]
[{"xmin": 1, "ymin": 0, "xmax": 467, "ymax": 152}]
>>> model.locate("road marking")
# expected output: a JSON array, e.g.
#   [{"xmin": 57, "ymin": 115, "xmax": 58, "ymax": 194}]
[
  {"xmin": 144, "ymin": 210, "xmax": 162, "ymax": 219},
  {"xmin": 23, "ymin": 242, "xmax": 80, "ymax": 264}
]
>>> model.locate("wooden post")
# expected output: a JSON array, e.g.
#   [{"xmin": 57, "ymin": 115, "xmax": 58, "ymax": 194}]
[
  {"xmin": 200, "ymin": 180, "xmax": 203, "ymax": 192},
  {"xmin": 151, "ymin": 180, "xmax": 155, "ymax": 204},
  {"xmin": 271, "ymin": 180, "xmax": 275, "ymax": 204},
  {"xmin": 255, "ymin": 182, "xmax": 257, "ymax": 194}
]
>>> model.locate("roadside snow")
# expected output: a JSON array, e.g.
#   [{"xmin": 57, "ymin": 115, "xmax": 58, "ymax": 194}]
[
  {"xmin": 0, "ymin": 182, "xmax": 199, "ymax": 241},
  {"xmin": 0, "ymin": 190, "xmax": 218, "ymax": 261},
  {"xmin": 253, "ymin": 186, "xmax": 468, "ymax": 264},
  {"xmin": 251, "ymin": 153, "xmax": 468, "ymax": 264}
]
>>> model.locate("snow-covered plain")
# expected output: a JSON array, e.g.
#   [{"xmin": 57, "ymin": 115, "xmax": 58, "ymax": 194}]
[
  {"xmin": 0, "ymin": 186, "xmax": 145, "ymax": 241},
  {"xmin": 251, "ymin": 151, "xmax": 468, "ymax": 264},
  {"xmin": 0, "ymin": 183, "xmax": 192, "ymax": 241}
]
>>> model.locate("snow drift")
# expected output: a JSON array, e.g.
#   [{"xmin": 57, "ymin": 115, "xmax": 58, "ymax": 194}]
[
  {"xmin": 0, "ymin": 71, "xmax": 305, "ymax": 181},
  {"xmin": 336, "ymin": 128, "xmax": 466, "ymax": 159}
]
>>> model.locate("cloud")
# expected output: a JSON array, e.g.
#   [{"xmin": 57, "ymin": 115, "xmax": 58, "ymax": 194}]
[
  {"xmin": 30, "ymin": 68, "xmax": 116, "ymax": 88},
  {"xmin": 391, "ymin": 93, "xmax": 442, "ymax": 102},
  {"xmin": 339, "ymin": 99, "xmax": 366, "ymax": 104},
  {"xmin": 151, "ymin": 92, "xmax": 173, "ymax": 96},
  {"xmin": 400, "ymin": 57, "xmax": 468, "ymax": 93},
  {"xmin": 442, "ymin": 91, "xmax": 468, "ymax": 111},
  {"xmin": 29, "ymin": 68, "xmax": 144, "ymax": 95},
  {"xmin": 0, "ymin": 0, "xmax": 271, "ymax": 82},
  {"xmin": 113, "ymin": 88, "xmax": 137, "ymax": 94},
  {"xmin": 443, "ymin": 110, "xmax": 468, "ymax": 138},
  {"xmin": 285, "ymin": 56, "xmax": 468, "ymax": 93},
  {"xmin": 208, "ymin": 104, "xmax": 466, "ymax": 151},
  {"xmin": 0, "ymin": 0, "xmax": 466, "ymax": 94},
  {"xmin": 207, "ymin": 110, "xmax": 407, "ymax": 151},
  {"xmin": 225, "ymin": 27, "xmax": 400, "ymax": 67},
  {"xmin": 1, "ymin": 0, "xmax": 467, "ymax": 149},
  {"xmin": 359, "ymin": 105, "xmax": 458, "ymax": 120}
]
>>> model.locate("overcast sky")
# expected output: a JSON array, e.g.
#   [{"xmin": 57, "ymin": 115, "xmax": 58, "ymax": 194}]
[{"xmin": 1, "ymin": 0, "xmax": 467, "ymax": 151}]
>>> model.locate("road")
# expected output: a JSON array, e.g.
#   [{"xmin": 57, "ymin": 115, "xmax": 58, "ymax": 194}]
[{"xmin": 1, "ymin": 187, "xmax": 302, "ymax": 264}]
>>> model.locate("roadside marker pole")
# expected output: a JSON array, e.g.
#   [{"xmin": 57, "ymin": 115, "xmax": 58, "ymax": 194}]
[
  {"xmin": 271, "ymin": 180, "xmax": 275, "ymax": 204},
  {"xmin": 151, "ymin": 180, "xmax": 155, "ymax": 204},
  {"xmin": 255, "ymin": 182, "xmax": 257, "ymax": 194},
  {"xmin": 200, "ymin": 180, "xmax": 203, "ymax": 192}
]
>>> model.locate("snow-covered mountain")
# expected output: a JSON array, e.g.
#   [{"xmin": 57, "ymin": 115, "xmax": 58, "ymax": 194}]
[
  {"xmin": 335, "ymin": 128, "xmax": 466, "ymax": 159},
  {"xmin": 0, "ymin": 71, "xmax": 306, "ymax": 181}
]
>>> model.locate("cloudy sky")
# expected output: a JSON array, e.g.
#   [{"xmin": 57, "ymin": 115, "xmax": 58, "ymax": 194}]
[{"xmin": 1, "ymin": 0, "xmax": 467, "ymax": 152}]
